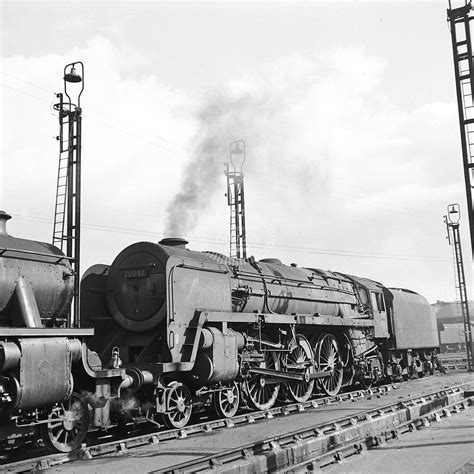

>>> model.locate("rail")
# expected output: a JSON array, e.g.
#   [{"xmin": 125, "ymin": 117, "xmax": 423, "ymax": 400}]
[
  {"xmin": 3, "ymin": 383, "xmax": 471, "ymax": 472},
  {"xmin": 0, "ymin": 383, "xmax": 398, "ymax": 471},
  {"xmin": 164, "ymin": 386, "xmax": 472, "ymax": 473}
]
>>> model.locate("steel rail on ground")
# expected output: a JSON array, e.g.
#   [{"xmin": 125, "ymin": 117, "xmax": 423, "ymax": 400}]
[
  {"xmin": 0, "ymin": 383, "xmax": 399, "ymax": 471},
  {"xmin": 2, "ymin": 382, "xmax": 470, "ymax": 472},
  {"xmin": 162, "ymin": 386, "xmax": 472, "ymax": 473}
]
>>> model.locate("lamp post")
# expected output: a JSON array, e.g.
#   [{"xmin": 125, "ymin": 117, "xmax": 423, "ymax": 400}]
[
  {"xmin": 52, "ymin": 62, "xmax": 84, "ymax": 328},
  {"xmin": 444, "ymin": 203, "xmax": 473, "ymax": 371},
  {"xmin": 447, "ymin": 2, "xmax": 474, "ymax": 258},
  {"xmin": 225, "ymin": 140, "xmax": 247, "ymax": 260}
]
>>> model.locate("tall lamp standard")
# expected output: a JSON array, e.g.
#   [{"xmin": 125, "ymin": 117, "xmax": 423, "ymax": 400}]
[{"xmin": 444, "ymin": 203, "xmax": 473, "ymax": 371}]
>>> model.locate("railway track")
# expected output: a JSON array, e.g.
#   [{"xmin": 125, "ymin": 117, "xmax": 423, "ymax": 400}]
[
  {"xmin": 3, "ymin": 377, "xmax": 471, "ymax": 473},
  {"xmin": 1, "ymin": 383, "xmax": 399, "ymax": 472},
  {"xmin": 438, "ymin": 355, "xmax": 469, "ymax": 370},
  {"xmin": 164, "ymin": 385, "xmax": 473, "ymax": 473}
]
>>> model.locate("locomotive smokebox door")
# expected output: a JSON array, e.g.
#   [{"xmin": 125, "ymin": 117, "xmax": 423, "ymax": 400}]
[{"xmin": 106, "ymin": 242, "xmax": 168, "ymax": 331}]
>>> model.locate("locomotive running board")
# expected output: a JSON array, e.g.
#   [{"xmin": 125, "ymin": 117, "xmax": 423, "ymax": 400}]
[
  {"xmin": 0, "ymin": 328, "xmax": 94, "ymax": 337},
  {"xmin": 203, "ymin": 310, "xmax": 374, "ymax": 328}
]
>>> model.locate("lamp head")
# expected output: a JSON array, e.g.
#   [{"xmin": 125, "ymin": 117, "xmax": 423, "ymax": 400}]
[
  {"xmin": 64, "ymin": 66, "xmax": 82, "ymax": 83},
  {"xmin": 447, "ymin": 203, "xmax": 460, "ymax": 224},
  {"xmin": 230, "ymin": 140, "xmax": 246, "ymax": 172}
]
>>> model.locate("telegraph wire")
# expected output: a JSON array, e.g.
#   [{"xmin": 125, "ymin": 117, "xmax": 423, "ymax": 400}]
[
  {"xmin": 1, "ymin": 73, "xmax": 195, "ymax": 158},
  {"xmin": 0, "ymin": 83, "xmax": 51, "ymax": 102},
  {"xmin": 10, "ymin": 213, "xmax": 451, "ymax": 263},
  {"xmin": 0, "ymin": 76, "xmax": 453, "ymax": 223},
  {"xmin": 1, "ymin": 73, "xmax": 459, "ymax": 256},
  {"xmin": 0, "ymin": 71, "xmax": 52, "ymax": 93}
]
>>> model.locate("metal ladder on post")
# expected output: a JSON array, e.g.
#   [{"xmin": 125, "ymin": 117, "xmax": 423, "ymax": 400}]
[
  {"xmin": 452, "ymin": 226, "xmax": 472, "ymax": 365},
  {"xmin": 226, "ymin": 172, "xmax": 240, "ymax": 260},
  {"xmin": 447, "ymin": 1, "xmax": 474, "ymax": 255},
  {"xmin": 235, "ymin": 178, "xmax": 247, "ymax": 260},
  {"xmin": 53, "ymin": 93, "xmax": 71, "ymax": 251}
]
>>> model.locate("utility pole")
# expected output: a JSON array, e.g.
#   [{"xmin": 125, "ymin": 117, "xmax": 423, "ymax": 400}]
[
  {"xmin": 52, "ymin": 62, "xmax": 84, "ymax": 328},
  {"xmin": 444, "ymin": 203, "xmax": 473, "ymax": 371},
  {"xmin": 447, "ymin": 1, "xmax": 474, "ymax": 257},
  {"xmin": 225, "ymin": 140, "xmax": 247, "ymax": 260}
]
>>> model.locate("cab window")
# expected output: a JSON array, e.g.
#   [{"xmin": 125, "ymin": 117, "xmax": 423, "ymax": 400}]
[
  {"xmin": 358, "ymin": 287, "xmax": 369, "ymax": 305},
  {"xmin": 371, "ymin": 292, "xmax": 385, "ymax": 312}
]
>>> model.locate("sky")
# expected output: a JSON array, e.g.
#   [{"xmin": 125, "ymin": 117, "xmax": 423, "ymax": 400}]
[{"xmin": 1, "ymin": 0, "xmax": 473, "ymax": 304}]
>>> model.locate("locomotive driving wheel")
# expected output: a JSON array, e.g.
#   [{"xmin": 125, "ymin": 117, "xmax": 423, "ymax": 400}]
[
  {"xmin": 162, "ymin": 382, "xmax": 192, "ymax": 429},
  {"xmin": 286, "ymin": 335, "xmax": 315, "ymax": 403},
  {"xmin": 314, "ymin": 333, "xmax": 343, "ymax": 396},
  {"xmin": 213, "ymin": 382, "xmax": 240, "ymax": 418},
  {"xmin": 40, "ymin": 392, "xmax": 89, "ymax": 453},
  {"xmin": 244, "ymin": 351, "xmax": 281, "ymax": 411}
]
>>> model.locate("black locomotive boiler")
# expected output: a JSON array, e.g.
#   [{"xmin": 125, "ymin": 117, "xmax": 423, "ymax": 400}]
[
  {"xmin": 80, "ymin": 237, "xmax": 440, "ymax": 429},
  {"xmin": 0, "ymin": 211, "xmax": 135, "ymax": 453},
  {"xmin": 0, "ymin": 211, "xmax": 96, "ymax": 452}
]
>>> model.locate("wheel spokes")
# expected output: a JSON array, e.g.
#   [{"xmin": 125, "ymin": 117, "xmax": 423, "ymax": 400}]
[
  {"xmin": 315, "ymin": 334, "xmax": 343, "ymax": 396},
  {"xmin": 287, "ymin": 336, "xmax": 315, "ymax": 403},
  {"xmin": 163, "ymin": 383, "xmax": 192, "ymax": 429},
  {"xmin": 244, "ymin": 351, "xmax": 280, "ymax": 410},
  {"xmin": 40, "ymin": 393, "xmax": 89, "ymax": 453}
]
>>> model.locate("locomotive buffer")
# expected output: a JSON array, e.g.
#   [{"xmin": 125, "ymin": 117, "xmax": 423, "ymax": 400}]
[{"xmin": 52, "ymin": 62, "xmax": 84, "ymax": 328}]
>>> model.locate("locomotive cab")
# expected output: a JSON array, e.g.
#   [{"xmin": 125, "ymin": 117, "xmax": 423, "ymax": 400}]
[{"xmin": 344, "ymin": 275, "xmax": 389, "ymax": 339}]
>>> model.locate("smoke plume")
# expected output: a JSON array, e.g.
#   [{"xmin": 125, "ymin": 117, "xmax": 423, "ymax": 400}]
[
  {"xmin": 164, "ymin": 91, "xmax": 275, "ymax": 237},
  {"xmin": 164, "ymin": 49, "xmax": 386, "ymax": 237}
]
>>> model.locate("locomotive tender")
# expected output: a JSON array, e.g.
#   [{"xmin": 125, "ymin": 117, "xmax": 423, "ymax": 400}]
[{"xmin": 1, "ymin": 212, "xmax": 440, "ymax": 452}]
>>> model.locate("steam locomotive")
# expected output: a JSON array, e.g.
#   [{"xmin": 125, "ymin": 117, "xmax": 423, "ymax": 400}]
[
  {"xmin": 0, "ymin": 211, "xmax": 124, "ymax": 452},
  {"xmin": 1, "ymin": 212, "xmax": 440, "ymax": 453}
]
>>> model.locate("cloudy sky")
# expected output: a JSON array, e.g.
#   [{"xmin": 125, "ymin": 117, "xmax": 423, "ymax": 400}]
[{"xmin": 1, "ymin": 0, "xmax": 472, "ymax": 304}]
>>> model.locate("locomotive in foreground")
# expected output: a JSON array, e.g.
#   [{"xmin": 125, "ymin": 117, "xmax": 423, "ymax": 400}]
[
  {"xmin": 0, "ymin": 212, "xmax": 126, "ymax": 453},
  {"xmin": 0, "ymin": 211, "xmax": 90, "ymax": 451},
  {"xmin": 79, "ymin": 238, "xmax": 440, "ymax": 429}
]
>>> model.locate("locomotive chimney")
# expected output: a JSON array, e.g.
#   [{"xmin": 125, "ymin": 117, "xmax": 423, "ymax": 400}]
[
  {"xmin": 158, "ymin": 237, "xmax": 189, "ymax": 249},
  {"xmin": 0, "ymin": 211, "xmax": 11, "ymax": 236}
]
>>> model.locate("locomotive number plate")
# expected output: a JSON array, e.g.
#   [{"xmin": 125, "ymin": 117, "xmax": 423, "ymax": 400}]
[{"xmin": 122, "ymin": 268, "xmax": 148, "ymax": 279}]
